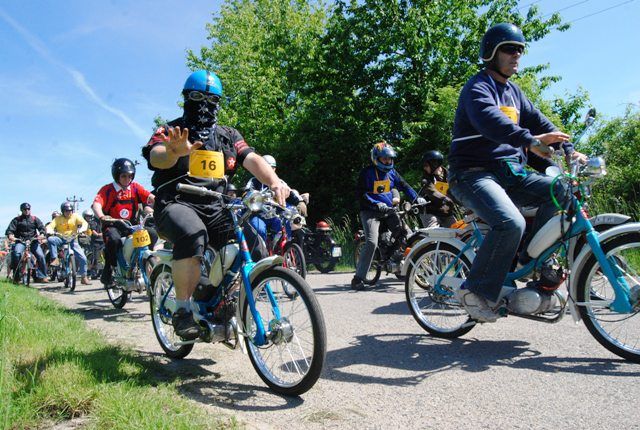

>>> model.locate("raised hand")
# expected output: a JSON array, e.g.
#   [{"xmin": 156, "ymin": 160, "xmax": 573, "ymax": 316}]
[{"xmin": 164, "ymin": 126, "xmax": 203, "ymax": 158}]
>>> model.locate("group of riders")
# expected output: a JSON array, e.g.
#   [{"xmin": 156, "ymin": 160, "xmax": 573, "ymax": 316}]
[{"xmin": 4, "ymin": 22, "xmax": 591, "ymax": 335}]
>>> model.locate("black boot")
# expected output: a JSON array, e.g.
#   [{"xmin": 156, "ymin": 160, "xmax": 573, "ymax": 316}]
[
  {"xmin": 351, "ymin": 275, "xmax": 366, "ymax": 291},
  {"xmin": 171, "ymin": 308, "xmax": 200, "ymax": 340},
  {"xmin": 100, "ymin": 265, "xmax": 113, "ymax": 286}
]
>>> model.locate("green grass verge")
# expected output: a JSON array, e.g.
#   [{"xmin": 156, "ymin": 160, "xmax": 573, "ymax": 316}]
[{"xmin": 0, "ymin": 281, "xmax": 238, "ymax": 430}]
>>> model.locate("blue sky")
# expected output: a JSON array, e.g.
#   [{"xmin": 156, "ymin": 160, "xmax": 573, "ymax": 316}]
[{"xmin": 1, "ymin": 0, "xmax": 638, "ymax": 233}]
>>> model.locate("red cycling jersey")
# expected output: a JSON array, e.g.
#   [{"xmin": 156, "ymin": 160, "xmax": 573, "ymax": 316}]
[{"xmin": 94, "ymin": 182, "xmax": 151, "ymax": 221}]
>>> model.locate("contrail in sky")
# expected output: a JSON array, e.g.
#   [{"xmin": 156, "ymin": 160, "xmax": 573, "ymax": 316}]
[{"xmin": 0, "ymin": 7, "xmax": 148, "ymax": 140}]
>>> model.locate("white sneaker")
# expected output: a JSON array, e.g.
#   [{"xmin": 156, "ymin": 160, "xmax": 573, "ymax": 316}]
[{"xmin": 453, "ymin": 285, "xmax": 498, "ymax": 322}]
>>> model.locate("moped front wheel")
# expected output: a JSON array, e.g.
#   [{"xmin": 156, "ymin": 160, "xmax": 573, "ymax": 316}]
[
  {"xmin": 283, "ymin": 242, "xmax": 307, "ymax": 279},
  {"xmin": 405, "ymin": 242, "xmax": 475, "ymax": 338},
  {"xmin": 149, "ymin": 264, "xmax": 193, "ymax": 359},
  {"xmin": 106, "ymin": 283, "xmax": 130, "ymax": 309},
  {"xmin": 577, "ymin": 232, "xmax": 640, "ymax": 362},
  {"xmin": 243, "ymin": 266, "xmax": 326, "ymax": 396},
  {"xmin": 67, "ymin": 257, "xmax": 77, "ymax": 292}
]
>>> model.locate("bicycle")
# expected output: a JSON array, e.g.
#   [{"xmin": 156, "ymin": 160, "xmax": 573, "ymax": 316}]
[
  {"xmin": 403, "ymin": 152, "xmax": 640, "ymax": 362},
  {"xmin": 52, "ymin": 233, "xmax": 80, "ymax": 291},
  {"xmin": 264, "ymin": 206, "xmax": 307, "ymax": 279},
  {"xmin": 101, "ymin": 215, "xmax": 156, "ymax": 308},
  {"xmin": 10, "ymin": 239, "xmax": 37, "ymax": 285},
  {"xmin": 148, "ymin": 184, "xmax": 326, "ymax": 395}
]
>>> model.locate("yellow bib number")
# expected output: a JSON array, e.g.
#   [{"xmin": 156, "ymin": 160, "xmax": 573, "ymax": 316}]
[
  {"xmin": 132, "ymin": 229, "xmax": 151, "ymax": 248},
  {"xmin": 434, "ymin": 180, "xmax": 449, "ymax": 195},
  {"xmin": 189, "ymin": 150, "xmax": 225, "ymax": 179},
  {"xmin": 373, "ymin": 179, "xmax": 390, "ymax": 194},
  {"xmin": 500, "ymin": 106, "xmax": 518, "ymax": 124}
]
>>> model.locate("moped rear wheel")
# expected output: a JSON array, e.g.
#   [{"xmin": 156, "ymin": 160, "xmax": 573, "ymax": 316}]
[
  {"xmin": 149, "ymin": 264, "xmax": 193, "ymax": 359},
  {"xmin": 405, "ymin": 242, "xmax": 475, "ymax": 338},
  {"xmin": 243, "ymin": 266, "xmax": 326, "ymax": 396},
  {"xmin": 577, "ymin": 232, "xmax": 640, "ymax": 362},
  {"xmin": 314, "ymin": 236, "xmax": 338, "ymax": 274}
]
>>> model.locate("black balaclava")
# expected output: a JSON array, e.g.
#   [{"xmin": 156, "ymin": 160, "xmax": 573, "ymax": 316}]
[{"xmin": 183, "ymin": 95, "xmax": 219, "ymax": 141}]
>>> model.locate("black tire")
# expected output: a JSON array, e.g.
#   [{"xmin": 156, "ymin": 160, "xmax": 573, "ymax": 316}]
[
  {"xmin": 68, "ymin": 257, "xmax": 77, "ymax": 292},
  {"xmin": 576, "ymin": 232, "xmax": 640, "ymax": 363},
  {"xmin": 354, "ymin": 241, "xmax": 381, "ymax": 285},
  {"xmin": 149, "ymin": 264, "xmax": 194, "ymax": 359},
  {"xmin": 283, "ymin": 242, "xmax": 307, "ymax": 279},
  {"xmin": 314, "ymin": 236, "xmax": 338, "ymax": 274},
  {"xmin": 243, "ymin": 266, "xmax": 326, "ymax": 396},
  {"xmin": 106, "ymin": 283, "xmax": 130, "ymax": 309},
  {"xmin": 25, "ymin": 263, "xmax": 31, "ymax": 286},
  {"xmin": 405, "ymin": 242, "xmax": 475, "ymax": 338}
]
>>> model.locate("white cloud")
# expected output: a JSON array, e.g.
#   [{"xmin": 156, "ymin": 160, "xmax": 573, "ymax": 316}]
[{"xmin": 0, "ymin": 6, "xmax": 148, "ymax": 141}]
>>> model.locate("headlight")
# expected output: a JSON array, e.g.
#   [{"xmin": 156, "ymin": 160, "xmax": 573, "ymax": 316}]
[
  {"xmin": 402, "ymin": 201, "xmax": 412, "ymax": 212},
  {"xmin": 243, "ymin": 191, "xmax": 264, "ymax": 212},
  {"xmin": 583, "ymin": 156, "xmax": 607, "ymax": 178}
]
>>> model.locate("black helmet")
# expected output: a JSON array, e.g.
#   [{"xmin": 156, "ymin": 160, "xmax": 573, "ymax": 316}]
[
  {"xmin": 20, "ymin": 202, "xmax": 31, "ymax": 211},
  {"xmin": 111, "ymin": 158, "xmax": 136, "ymax": 182},
  {"xmin": 422, "ymin": 150, "xmax": 444, "ymax": 170},
  {"xmin": 480, "ymin": 23, "xmax": 526, "ymax": 62},
  {"xmin": 60, "ymin": 202, "xmax": 73, "ymax": 212}
]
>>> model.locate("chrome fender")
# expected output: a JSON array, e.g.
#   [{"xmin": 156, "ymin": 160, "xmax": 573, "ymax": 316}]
[
  {"xmin": 401, "ymin": 228, "xmax": 476, "ymax": 277},
  {"xmin": 151, "ymin": 249, "xmax": 173, "ymax": 265},
  {"xmin": 568, "ymin": 222, "xmax": 640, "ymax": 323}
]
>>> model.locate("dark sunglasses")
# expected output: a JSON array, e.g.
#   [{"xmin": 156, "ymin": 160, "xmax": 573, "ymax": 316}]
[
  {"xmin": 499, "ymin": 44, "xmax": 524, "ymax": 55},
  {"xmin": 186, "ymin": 91, "xmax": 220, "ymax": 104}
]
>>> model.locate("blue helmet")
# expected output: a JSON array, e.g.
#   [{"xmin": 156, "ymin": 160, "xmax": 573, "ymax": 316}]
[
  {"xmin": 183, "ymin": 70, "xmax": 223, "ymax": 97},
  {"xmin": 370, "ymin": 141, "xmax": 397, "ymax": 172}
]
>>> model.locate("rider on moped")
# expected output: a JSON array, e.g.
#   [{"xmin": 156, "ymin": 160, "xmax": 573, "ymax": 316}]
[
  {"xmin": 92, "ymin": 158, "xmax": 158, "ymax": 287},
  {"xmin": 418, "ymin": 150, "xmax": 456, "ymax": 228},
  {"xmin": 447, "ymin": 23, "xmax": 588, "ymax": 322},
  {"xmin": 142, "ymin": 69, "xmax": 290, "ymax": 340},
  {"xmin": 245, "ymin": 154, "xmax": 303, "ymax": 242},
  {"xmin": 47, "ymin": 202, "xmax": 90, "ymax": 285},
  {"xmin": 351, "ymin": 141, "xmax": 426, "ymax": 290},
  {"xmin": 5, "ymin": 202, "xmax": 49, "ymax": 282}
]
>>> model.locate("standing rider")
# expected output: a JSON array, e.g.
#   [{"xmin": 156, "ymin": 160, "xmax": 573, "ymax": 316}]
[
  {"xmin": 142, "ymin": 69, "xmax": 290, "ymax": 340},
  {"xmin": 447, "ymin": 23, "xmax": 587, "ymax": 322},
  {"xmin": 5, "ymin": 202, "xmax": 49, "ymax": 282},
  {"xmin": 47, "ymin": 202, "xmax": 91, "ymax": 285},
  {"xmin": 418, "ymin": 150, "xmax": 456, "ymax": 228},
  {"xmin": 351, "ymin": 141, "xmax": 426, "ymax": 290},
  {"xmin": 92, "ymin": 158, "xmax": 157, "ymax": 287}
]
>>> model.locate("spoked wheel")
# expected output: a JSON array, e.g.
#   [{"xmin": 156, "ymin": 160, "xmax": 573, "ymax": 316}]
[
  {"xmin": 149, "ymin": 264, "xmax": 193, "ymax": 359},
  {"xmin": 243, "ymin": 266, "xmax": 326, "ymax": 396},
  {"xmin": 577, "ymin": 233, "xmax": 640, "ymax": 362},
  {"xmin": 283, "ymin": 242, "xmax": 307, "ymax": 279},
  {"xmin": 354, "ymin": 241, "xmax": 381, "ymax": 285},
  {"xmin": 67, "ymin": 257, "xmax": 77, "ymax": 292},
  {"xmin": 106, "ymin": 281, "xmax": 130, "ymax": 309},
  {"xmin": 405, "ymin": 242, "xmax": 475, "ymax": 338}
]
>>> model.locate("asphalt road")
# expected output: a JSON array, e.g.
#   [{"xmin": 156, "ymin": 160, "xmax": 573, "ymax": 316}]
[{"xmin": 33, "ymin": 271, "xmax": 640, "ymax": 430}]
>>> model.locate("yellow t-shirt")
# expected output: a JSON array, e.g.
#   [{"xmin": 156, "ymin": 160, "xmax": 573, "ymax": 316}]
[{"xmin": 46, "ymin": 213, "xmax": 88, "ymax": 237}]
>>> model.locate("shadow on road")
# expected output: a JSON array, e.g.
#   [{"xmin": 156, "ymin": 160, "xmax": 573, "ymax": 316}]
[{"xmin": 323, "ymin": 333, "xmax": 639, "ymax": 387}]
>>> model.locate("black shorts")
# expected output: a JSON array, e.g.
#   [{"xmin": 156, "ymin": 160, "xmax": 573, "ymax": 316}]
[{"xmin": 154, "ymin": 200, "xmax": 265, "ymax": 261}]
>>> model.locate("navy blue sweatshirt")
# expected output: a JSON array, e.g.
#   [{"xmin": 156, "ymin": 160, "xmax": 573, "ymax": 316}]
[
  {"xmin": 449, "ymin": 70, "xmax": 574, "ymax": 171},
  {"xmin": 356, "ymin": 166, "xmax": 418, "ymax": 211}
]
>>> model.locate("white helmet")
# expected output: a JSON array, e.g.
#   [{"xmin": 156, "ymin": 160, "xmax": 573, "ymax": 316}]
[
  {"xmin": 82, "ymin": 209, "xmax": 94, "ymax": 220},
  {"xmin": 263, "ymin": 155, "xmax": 277, "ymax": 168}
]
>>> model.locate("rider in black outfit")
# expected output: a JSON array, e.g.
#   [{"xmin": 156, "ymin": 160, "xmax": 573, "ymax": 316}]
[{"xmin": 5, "ymin": 202, "xmax": 49, "ymax": 282}]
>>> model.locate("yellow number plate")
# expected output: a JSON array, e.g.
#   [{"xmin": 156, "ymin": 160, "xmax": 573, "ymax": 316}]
[
  {"xmin": 434, "ymin": 180, "xmax": 449, "ymax": 195},
  {"xmin": 500, "ymin": 105, "xmax": 518, "ymax": 124},
  {"xmin": 132, "ymin": 229, "xmax": 151, "ymax": 248},
  {"xmin": 189, "ymin": 150, "xmax": 224, "ymax": 179}
]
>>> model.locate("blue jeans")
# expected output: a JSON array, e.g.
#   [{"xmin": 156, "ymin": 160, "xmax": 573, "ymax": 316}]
[
  {"xmin": 12, "ymin": 241, "xmax": 47, "ymax": 279},
  {"xmin": 48, "ymin": 237, "xmax": 87, "ymax": 276},
  {"xmin": 250, "ymin": 216, "xmax": 291, "ymax": 243},
  {"xmin": 449, "ymin": 162, "xmax": 570, "ymax": 302}
]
